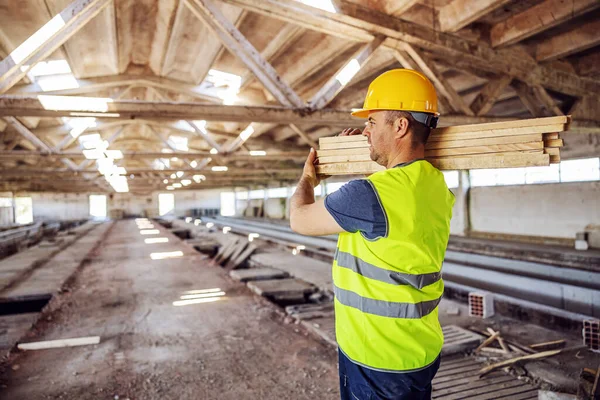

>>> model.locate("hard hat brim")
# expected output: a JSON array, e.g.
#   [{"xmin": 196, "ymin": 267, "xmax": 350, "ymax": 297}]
[
  {"xmin": 350, "ymin": 109, "xmax": 370, "ymax": 118},
  {"xmin": 351, "ymin": 108, "xmax": 441, "ymax": 118}
]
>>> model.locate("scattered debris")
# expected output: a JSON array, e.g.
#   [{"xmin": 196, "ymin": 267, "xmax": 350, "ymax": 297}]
[
  {"xmin": 529, "ymin": 339, "xmax": 566, "ymax": 351},
  {"xmin": 475, "ymin": 331, "xmax": 500, "ymax": 353},
  {"xmin": 18, "ymin": 336, "xmax": 100, "ymax": 350},
  {"xmin": 479, "ymin": 349, "xmax": 562, "ymax": 377}
]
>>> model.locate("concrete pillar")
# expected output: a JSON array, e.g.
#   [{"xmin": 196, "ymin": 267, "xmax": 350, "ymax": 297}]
[{"xmin": 452, "ymin": 170, "xmax": 471, "ymax": 236}]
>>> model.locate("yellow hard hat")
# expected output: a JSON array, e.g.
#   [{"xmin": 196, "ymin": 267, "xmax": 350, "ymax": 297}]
[{"xmin": 351, "ymin": 69, "xmax": 439, "ymax": 118}]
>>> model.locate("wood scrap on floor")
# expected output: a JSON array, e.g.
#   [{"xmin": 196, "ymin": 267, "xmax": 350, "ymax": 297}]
[
  {"xmin": 529, "ymin": 339, "xmax": 567, "ymax": 351},
  {"xmin": 224, "ymin": 243, "xmax": 257, "ymax": 270},
  {"xmin": 479, "ymin": 349, "xmax": 562, "ymax": 377},
  {"xmin": 18, "ymin": 336, "xmax": 100, "ymax": 350},
  {"xmin": 316, "ymin": 116, "xmax": 569, "ymax": 176}
]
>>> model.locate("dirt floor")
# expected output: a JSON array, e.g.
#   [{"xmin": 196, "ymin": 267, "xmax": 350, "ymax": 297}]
[{"xmin": 0, "ymin": 221, "xmax": 339, "ymax": 400}]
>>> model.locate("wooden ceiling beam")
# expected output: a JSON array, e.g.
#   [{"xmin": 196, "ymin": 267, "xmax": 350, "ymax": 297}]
[
  {"xmin": 9, "ymin": 74, "xmax": 223, "ymax": 104},
  {"xmin": 185, "ymin": 0, "xmax": 304, "ymax": 108},
  {"xmin": 399, "ymin": 44, "xmax": 474, "ymax": 116},
  {"xmin": 0, "ymin": 95, "xmax": 538, "ymax": 126},
  {"xmin": 490, "ymin": 0, "xmax": 600, "ymax": 48},
  {"xmin": 469, "ymin": 75, "xmax": 513, "ymax": 116},
  {"xmin": 536, "ymin": 19, "xmax": 600, "ymax": 62},
  {"xmin": 309, "ymin": 36, "xmax": 385, "ymax": 109},
  {"xmin": 438, "ymin": 0, "xmax": 512, "ymax": 33},
  {"xmin": 221, "ymin": 0, "xmax": 600, "ymax": 97},
  {"xmin": 0, "ymin": 0, "xmax": 111, "ymax": 94},
  {"xmin": 511, "ymin": 80, "xmax": 563, "ymax": 117},
  {"xmin": 0, "ymin": 150, "xmax": 308, "ymax": 161}
]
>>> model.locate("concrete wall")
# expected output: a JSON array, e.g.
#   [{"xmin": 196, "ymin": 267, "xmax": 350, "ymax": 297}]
[
  {"xmin": 10, "ymin": 180, "xmax": 599, "ymax": 240},
  {"xmin": 174, "ymin": 189, "xmax": 221, "ymax": 215},
  {"xmin": 30, "ymin": 192, "xmax": 90, "ymax": 221},
  {"xmin": 469, "ymin": 181, "xmax": 600, "ymax": 239},
  {"xmin": 0, "ymin": 207, "xmax": 13, "ymax": 225}
]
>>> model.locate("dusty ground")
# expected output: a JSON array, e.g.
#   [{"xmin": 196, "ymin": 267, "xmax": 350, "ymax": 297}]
[{"xmin": 0, "ymin": 220, "xmax": 339, "ymax": 400}]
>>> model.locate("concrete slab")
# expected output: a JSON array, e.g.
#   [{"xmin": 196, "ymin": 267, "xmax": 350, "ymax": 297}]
[
  {"xmin": 249, "ymin": 251, "xmax": 333, "ymax": 292},
  {"xmin": 0, "ymin": 220, "xmax": 339, "ymax": 400},
  {"xmin": 0, "ymin": 312, "xmax": 39, "ymax": 349},
  {"xmin": 247, "ymin": 278, "xmax": 316, "ymax": 297},
  {"xmin": 229, "ymin": 268, "xmax": 289, "ymax": 282}
]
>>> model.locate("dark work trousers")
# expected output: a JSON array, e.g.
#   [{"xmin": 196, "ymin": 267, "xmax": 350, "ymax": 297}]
[{"xmin": 338, "ymin": 348, "xmax": 440, "ymax": 400}]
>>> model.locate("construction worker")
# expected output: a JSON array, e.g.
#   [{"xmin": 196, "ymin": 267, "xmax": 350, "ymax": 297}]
[{"xmin": 290, "ymin": 69, "xmax": 454, "ymax": 399}]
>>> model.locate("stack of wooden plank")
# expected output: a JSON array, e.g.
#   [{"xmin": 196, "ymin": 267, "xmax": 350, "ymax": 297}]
[{"xmin": 316, "ymin": 116, "xmax": 569, "ymax": 176}]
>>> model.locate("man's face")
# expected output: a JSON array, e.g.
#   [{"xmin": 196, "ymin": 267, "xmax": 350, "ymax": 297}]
[{"xmin": 362, "ymin": 111, "xmax": 394, "ymax": 166}]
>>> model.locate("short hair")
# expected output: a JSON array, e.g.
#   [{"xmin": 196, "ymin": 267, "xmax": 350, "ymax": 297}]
[{"xmin": 384, "ymin": 110, "xmax": 431, "ymax": 146}]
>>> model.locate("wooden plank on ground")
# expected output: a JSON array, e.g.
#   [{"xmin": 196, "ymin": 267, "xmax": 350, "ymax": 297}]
[
  {"xmin": 479, "ymin": 349, "xmax": 561, "ymax": 377},
  {"xmin": 18, "ymin": 336, "xmax": 100, "ymax": 350}
]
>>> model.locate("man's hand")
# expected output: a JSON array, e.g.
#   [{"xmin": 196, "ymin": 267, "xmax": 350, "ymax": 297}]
[
  {"xmin": 302, "ymin": 148, "xmax": 321, "ymax": 188},
  {"xmin": 339, "ymin": 128, "xmax": 362, "ymax": 136}
]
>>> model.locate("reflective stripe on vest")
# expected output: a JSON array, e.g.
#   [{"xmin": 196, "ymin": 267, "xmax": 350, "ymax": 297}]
[
  {"xmin": 335, "ymin": 249, "xmax": 442, "ymax": 289},
  {"xmin": 334, "ymin": 285, "xmax": 441, "ymax": 319}
]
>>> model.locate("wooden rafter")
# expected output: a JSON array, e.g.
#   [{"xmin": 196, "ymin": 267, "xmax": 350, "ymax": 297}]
[
  {"xmin": 0, "ymin": 150, "xmax": 309, "ymax": 161},
  {"xmin": 9, "ymin": 74, "xmax": 224, "ymax": 104},
  {"xmin": 309, "ymin": 36, "xmax": 385, "ymax": 110},
  {"xmin": 470, "ymin": 75, "xmax": 512, "ymax": 116},
  {"xmin": 185, "ymin": 0, "xmax": 304, "ymax": 108},
  {"xmin": 511, "ymin": 81, "xmax": 563, "ymax": 118},
  {"xmin": 220, "ymin": 0, "xmax": 600, "ymax": 97},
  {"xmin": 535, "ymin": 19, "xmax": 600, "ymax": 62},
  {"xmin": 0, "ymin": 0, "xmax": 111, "ymax": 94},
  {"xmin": 490, "ymin": 0, "xmax": 600, "ymax": 48},
  {"xmin": 438, "ymin": 0, "xmax": 512, "ymax": 33},
  {"xmin": 0, "ymin": 95, "xmax": 557, "ymax": 126},
  {"xmin": 400, "ymin": 43, "xmax": 475, "ymax": 116}
]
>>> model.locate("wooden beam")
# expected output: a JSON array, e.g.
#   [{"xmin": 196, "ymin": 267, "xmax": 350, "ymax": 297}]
[
  {"xmin": 573, "ymin": 52, "xmax": 600, "ymax": 77},
  {"xmin": 388, "ymin": 0, "xmax": 421, "ymax": 15},
  {"xmin": 3, "ymin": 117, "xmax": 53, "ymax": 152},
  {"xmin": 0, "ymin": 150, "xmax": 309, "ymax": 161},
  {"xmin": 9, "ymin": 74, "xmax": 223, "ymax": 103},
  {"xmin": 309, "ymin": 36, "xmax": 385, "ymax": 109},
  {"xmin": 185, "ymin": 0, "xmax": 304, "ymax": 108},
  {"xmin": 400, "ymin": 43, "xmax": 475, "ymax": 116},
  {"xmin": 220, "ymin": 0, "xmax": 600, "ymax": 97},
  {"xmin": 439, "ymin": 0, "xmax": 512, "ymax": 33},
  {"xmin": 511, "ymin": 81, "xmax": 563, "ymax": 117},
  {"xmin": 536, "ymin": 19, "xmax": 600, "ymax": 62},
  {"xmin": 289, "ymin": 124, "xmax": 318, "ymax": 148},
  {"xmin": 0, "ymin": 0, "xmax": 111, "ymax": 94},
  {"xmin": 490, "ymin": 0, "xmax": 600, "ymax": 48},
  {"xmin": 470, "ymin": 75, "xmax": 512, "ymax": 116},
  {"xmin": 240, "ymin": 24, "xmax": 304, "ymax": 90},
  {"xmin": 0, "ymin": 95, "xmax": 557, "ymax": 126}
]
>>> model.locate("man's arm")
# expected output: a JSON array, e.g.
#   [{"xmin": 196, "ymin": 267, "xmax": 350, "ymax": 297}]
[{"xmin": 290, "ymin": 149, "xmax": 345, "ymax": 236}]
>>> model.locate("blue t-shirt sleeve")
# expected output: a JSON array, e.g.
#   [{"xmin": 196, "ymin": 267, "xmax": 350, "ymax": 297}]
[{"xmin": 324, "ymin": 179, "xmax": 388, "ymax": 240}]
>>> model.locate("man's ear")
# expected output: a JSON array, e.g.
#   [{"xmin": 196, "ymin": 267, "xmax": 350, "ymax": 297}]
[{"xmin": 394, "ymin": 117, "xmax": 410, "ymax": 139}]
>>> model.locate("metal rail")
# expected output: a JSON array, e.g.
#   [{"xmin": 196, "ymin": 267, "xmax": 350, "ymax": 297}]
[{"xmin": 199, "ymin": 217, "xmax": 600, "ymax": 320}]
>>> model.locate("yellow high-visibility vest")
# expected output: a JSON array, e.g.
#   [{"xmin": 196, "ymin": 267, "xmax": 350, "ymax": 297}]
[{"xmin": 333, "ymin": 160, "xmax": 455, "ymax": 372}]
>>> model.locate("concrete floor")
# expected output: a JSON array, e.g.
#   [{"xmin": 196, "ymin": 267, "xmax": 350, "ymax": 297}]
[{"xmin": 0, "ymin": 221, "xmax": 339, "ymax": 400}]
